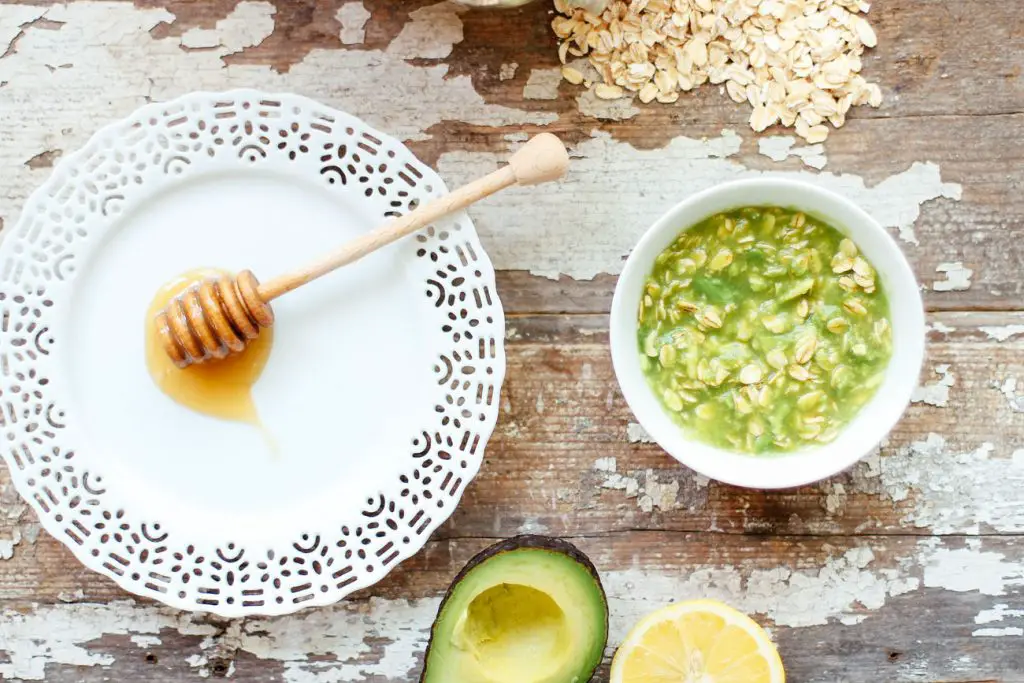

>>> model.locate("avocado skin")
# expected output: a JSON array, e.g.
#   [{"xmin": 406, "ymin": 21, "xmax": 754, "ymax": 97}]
[{"xmin": 419, "ymin": 535, "xmax": 609, "ymax": 683}]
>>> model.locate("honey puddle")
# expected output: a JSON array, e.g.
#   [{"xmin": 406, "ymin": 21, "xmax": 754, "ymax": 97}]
[{"xmin": 145, "ymin": 268, "xmax": 274, "ymax": 428}]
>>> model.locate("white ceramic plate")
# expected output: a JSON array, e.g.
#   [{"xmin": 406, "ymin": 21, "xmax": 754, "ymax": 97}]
[{"xmin": 0, "ymin": 90, "xmax": 506, "ymax": 616}]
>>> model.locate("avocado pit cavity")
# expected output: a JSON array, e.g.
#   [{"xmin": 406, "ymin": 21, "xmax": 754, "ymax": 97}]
[{"xmin": 453, "ymin": 584, "xmax": 570, "ymax": 682}]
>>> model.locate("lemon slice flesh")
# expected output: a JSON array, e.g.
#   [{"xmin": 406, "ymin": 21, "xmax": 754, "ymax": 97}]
[{"xmin": 610, "ymin": 599, "xmax": 785, "ymax": 683}]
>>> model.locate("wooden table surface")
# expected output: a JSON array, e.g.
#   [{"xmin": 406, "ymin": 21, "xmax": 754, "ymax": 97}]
[{"xmin": 0, "ymin": 1, "xmax": 1022, "ymax": 681}]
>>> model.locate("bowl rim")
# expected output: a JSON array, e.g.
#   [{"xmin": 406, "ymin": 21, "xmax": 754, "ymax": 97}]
[{"xmin": 610, "ymin": 177, "xmax": 926, "ymax": 490}]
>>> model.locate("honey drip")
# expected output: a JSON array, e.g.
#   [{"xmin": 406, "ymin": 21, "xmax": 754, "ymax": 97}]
[{"xmin": 145, "ymin": 268, "xmax": 273, "ymax": 424}]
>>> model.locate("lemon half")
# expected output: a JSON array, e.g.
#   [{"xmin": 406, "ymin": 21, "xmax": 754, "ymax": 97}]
[{"xmin": 610, "ymin": 599, "xmax": 785, "ymax": 683}]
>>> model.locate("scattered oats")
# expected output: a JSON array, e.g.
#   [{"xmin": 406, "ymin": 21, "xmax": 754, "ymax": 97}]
[
  {"xmin": 639, "ymin": 82, "xmax": 659, "ymax": 103},
  {"xmin": 594, "ymin": 83, "xmax": 625, "ymax": 100},
  {"xmin": 852, "ymin": 16, "xmax": 878, "ymax": 48},
  {"xmin": 804, "ymin": 125, "xmax": 830, "ymax": 144},
  {"xmin": 552, "ymin": 0, "xmax": 882, "ymax": 140},
  {"xmin": 562, "ymin": 65, "xmax": 585, "ymax": 85}
]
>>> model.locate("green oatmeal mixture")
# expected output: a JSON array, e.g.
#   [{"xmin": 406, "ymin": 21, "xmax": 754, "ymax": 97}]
[{"xmin": 638, "ymin": 206, "xmax": 893, "ymax": 454}]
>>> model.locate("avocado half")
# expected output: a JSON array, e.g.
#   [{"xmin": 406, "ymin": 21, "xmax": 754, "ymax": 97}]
[{"xmin": 420, "ymin": 535, "xmax": 609, "ymax": 683}]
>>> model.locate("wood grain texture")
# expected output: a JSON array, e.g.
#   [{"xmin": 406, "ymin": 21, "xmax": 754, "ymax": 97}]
[
  {"xmin": 1, "ymin": 534, "xmax": 1022, "ymax": 681},
  {"xmin": 1, "ymin": 314, "xmax": 1022, "ymax": 583},
  {"xmin": 0, "ymin": 0, "xmax": 1023, "ymax": 681},
  {"xmin": 491, "ymin": 108, "xmax": 1024, "ymax": 313}
]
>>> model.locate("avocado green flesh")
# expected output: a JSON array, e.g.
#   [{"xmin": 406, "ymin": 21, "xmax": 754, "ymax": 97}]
[{"xmin": 421, "ymin": 545, "xmax": 607, "ymax": 683}]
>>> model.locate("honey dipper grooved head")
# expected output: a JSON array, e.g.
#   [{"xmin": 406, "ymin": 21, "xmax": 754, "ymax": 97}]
[{"xmin": 157, "ymin": 269, "xmax": 275, "ymax": 368}]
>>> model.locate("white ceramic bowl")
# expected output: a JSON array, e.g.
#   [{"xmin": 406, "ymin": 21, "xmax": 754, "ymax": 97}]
[{"xmin": 610, "ymin": 178, "xmax": 925, "ymax": 489}]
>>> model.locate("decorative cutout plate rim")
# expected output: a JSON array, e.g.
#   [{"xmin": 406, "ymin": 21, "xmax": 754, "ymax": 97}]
[{"xmin": 0, "ymin": 89, "xmax": 506, "ymax": 616}]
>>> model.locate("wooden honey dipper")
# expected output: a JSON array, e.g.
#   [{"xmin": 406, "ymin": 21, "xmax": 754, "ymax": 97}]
[{"xmin": 155, "ymin": 133, "xmax": 570, "ymax": 368}]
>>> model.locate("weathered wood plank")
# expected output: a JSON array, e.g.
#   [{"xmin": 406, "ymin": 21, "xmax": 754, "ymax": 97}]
[
  {"xmin": 1, "ymin": 533, "xmax": 1022, "ymax": 681},
  {"xmin": 0, "ymin": 1, "xmax": 1021, "ymax": 311},
  {"xmin": 0, "ymin": 1, "xmax": 1022, "ymax": 681},
  {"xmin": 448, "ymin": 0, "xmax": 1024, "ymax": 120},
  {"xmin": 486, "ymin": 109, "xmax": 1023, "ymax": 314},
  {"xmin": 126, "ymin": 0, "xmax": 1024, "ymax": 120},
  {"xmin": 2, "ymin": 312, "xmax": 1022, "ymax": 604}
]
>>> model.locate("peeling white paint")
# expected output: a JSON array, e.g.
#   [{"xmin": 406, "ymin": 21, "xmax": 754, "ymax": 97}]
[
  {"xmin": 0, "ymin": 532, "xmax": 18, "ymax": 560},
  {"xmin": 580, "ymin": 362, "xmax": 594, "ymax": 380},
  {"xmin": 626, "ymin": 422, "xmax": 654, "ymax": 444},
  {"xmin": 824, "ymin": 482, "xmax": 847, "ymax": 514},
  {"xmin": 758, "ymin": 136, "xmax": 798, "ymax": 162},
  {"xmin": 607, "ymin": 546, "xmax": 919, "ymax": 638},
  {"xmin": 758, "ymin": 136, "xmax": 827, "ymax": 169},
  {"xmin": 598, "ymin": 469, "xmax": 640, "ymax": 497},
  {"xmin": 386, "ymin": 2, "xmax": 465, "ymax": 60},
  {"xmin": 994, "ymin": 377, "xmax": 1024, "ymax": 413},
  {"xmin": 523, "ymin": 67, "xmax": 562, "ymax": 100},
  {"xmin": 0, "ymin": 478, "xmax": 38, "ymax": 561},
  {"xmin": 922, "ymin": 540, "xmax": 1024, "ymax": 596},
  {"xmin": 2, "ymin": 540, "xmax": 1021, "ymax": 680},
  {"xmin": 592, "ymin": 457, "xmax": 706, "ymax": 512},
  {"xmin": 0, "ymin": 1, "xmax": 556, "ymax": 231},
  {"xmin": 882, "ymin": 434, "xmax": 1024, "ymax": 534},
  {"xmin": 517, "ymin": 516, "xmax": 549, "ymax": 534},
  {"xmin": 637, "ymin": 471, "xmax": 680, "ymax": 512},
  {"xmin": 0, "ymin": 601, "xmax": 218, "ymax": 680},
  {"xmin": 180, "ymin": 1, "xmax": 275, "ymax": 52},
  {"xmin": 337, "ymin": 2, "xmax": 371, "ymax": 46},
  {"xmin": 0, "ymin": 4, "xmax": 960, "ymax": 283},
  {"xmin": 498, "ymin": 62, "xmax": 518, "ymax": 80},
  {"xmin": 911, "ymin": 363, "xmax": 955, "ymax": 407},
  {"xmin": 244, "ymin": 597, "xmax": 439, "ymax": 682},
  {"xmin": 980, "ymin": 325, "xmax": 1024, "ymax": 342},
  {"xmin": 839, "ymin": 614, "xmax": 868, "ymax": 626},
  {"xmin": 975, "ymin": 603, "xmax": 1024, "ymax": 624},
  {"xmin": 437, "ymin": 133, "xmax": 960, "ymax": 279},
  {"xmin": 932, "ymin": 262, "xmax": 974, "ymax": 292},
  {"xmin": 130, "ymin": 634, "xmax": 163, "ymax": 649},
  {"xmin": 0, "ymin": 598, "xmax": 440, "ymax": 682},
  {"xmin": 0, "ymin": 6, "xmax": 48, "ymax": 55},
  {"xmin": 972, "ymin": 626, "xmax": 1023, "ymax": 637},
  {"xmin": 576, "ymin": 88, "xmax": 640, "ymax": 120},
  {"xmin": 925, "ymin": 320, "xmax": 956, "ymax": 335}
]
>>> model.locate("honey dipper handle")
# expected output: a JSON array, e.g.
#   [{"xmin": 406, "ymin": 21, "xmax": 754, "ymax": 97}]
[{"xmin": 256, "ymin": 133, "xmax": 570, "ymax": 301}]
